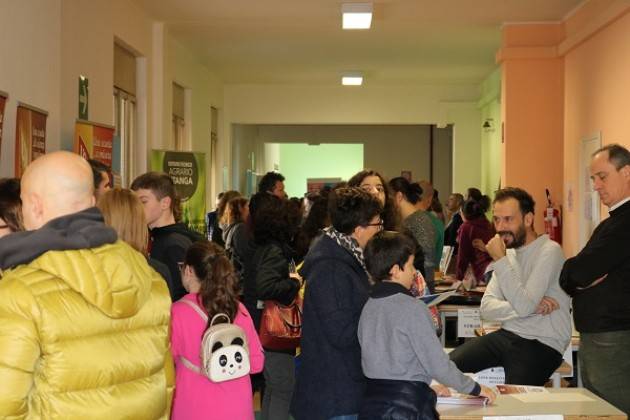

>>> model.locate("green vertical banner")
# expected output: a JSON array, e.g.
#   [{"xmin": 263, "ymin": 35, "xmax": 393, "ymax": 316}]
[{"xmin": 150, "ymin": 150, "xmax": 206, "ymax": 235}]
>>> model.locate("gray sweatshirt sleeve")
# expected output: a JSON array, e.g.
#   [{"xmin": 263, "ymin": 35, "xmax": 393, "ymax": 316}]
[
  {"xmin": 491, "ymin": 246, "xmax": 565, "ymax": 317},
  {"xmin": 408, "ymin": 301, "xmax": 478, "ymax": 394},
  {"xmin": 480, "ymin": 270, "xmax": 520, "ymax": 322}
]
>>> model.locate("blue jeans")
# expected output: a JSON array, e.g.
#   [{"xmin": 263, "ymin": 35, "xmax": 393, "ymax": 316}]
[{"xmin": 329, "ymin": 416, "xmax": 358, "ymax": 420}]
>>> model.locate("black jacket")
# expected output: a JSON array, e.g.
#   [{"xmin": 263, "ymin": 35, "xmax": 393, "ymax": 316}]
[
  {"xmin": 149, "ymin": 223, "xmax": 204, "ymax": 301},
  {"xmin": 444, "ymin": 212, "xmax": 463, "ymax": 250},
  {"xmin": 560, "ymin": 199, "xmax": 630, "ymax": 333},
  {"xmin": 291, "ymin": 235, "xmax": 370, "ymax": 420},
  {"xmin": 359, "ymin": 379, "xmax": 439, "ymax": 420},
  {"xmin": 244, "ymin": 240, "xmax": 299, "ymax": 331}
]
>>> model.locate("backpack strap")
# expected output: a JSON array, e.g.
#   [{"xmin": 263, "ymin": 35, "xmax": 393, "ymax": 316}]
[
  {"xmin": 180, "ymin": 298, "xmax": 209, "ymax": 322},
  {"xmin": 179, "ymin": 355, "xmax": 202, "ymax": 374}
]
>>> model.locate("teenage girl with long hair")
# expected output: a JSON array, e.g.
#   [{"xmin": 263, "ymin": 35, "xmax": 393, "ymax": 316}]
[{"xmin": 170, "ymin": 241, "xmax": 264, "ymax": 419}]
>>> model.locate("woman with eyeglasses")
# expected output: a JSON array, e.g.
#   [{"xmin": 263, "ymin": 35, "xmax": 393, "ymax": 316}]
[
  {"xmin": 348, "ymin": 169, "xmax": 399, "ymax": 232},
  {"xmin": 291, "ymin": 187, "xmax": 383, "ymax": 420}
]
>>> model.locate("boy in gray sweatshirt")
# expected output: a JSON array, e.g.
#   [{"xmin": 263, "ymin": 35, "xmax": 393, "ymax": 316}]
[{"xmin": 358, "ymin": 231, "xmax": 495, "ymax": 419}]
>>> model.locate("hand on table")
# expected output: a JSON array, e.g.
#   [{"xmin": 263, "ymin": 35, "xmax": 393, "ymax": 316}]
[
  {"xmin": 486, "ymin": 234, "xmax": 507, "ymax": 261},
  {"xmin": 431, "ymin": 383, "xmax": 451, "ymax": 397},
  {"xmin": 479, "ymin": 385, "xmax": 497, "ymax": 404},
  {"xmin": 535, "ymin": 296, "xmax": 559, "ymax": 315}
]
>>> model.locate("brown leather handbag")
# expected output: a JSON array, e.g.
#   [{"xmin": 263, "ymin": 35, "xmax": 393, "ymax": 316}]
[{"xmin": 259, "ymin": 294, "xmax": 303, "ymax": 351}]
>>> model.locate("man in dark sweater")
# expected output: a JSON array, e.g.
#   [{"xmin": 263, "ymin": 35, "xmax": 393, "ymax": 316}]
[
  {"xmin": 560, "ymin": 143, "xmax": 630, "ymax": 415},
  {"xmin": 132, "ymin": 172, "xmax": 203, "ymax": 301}
]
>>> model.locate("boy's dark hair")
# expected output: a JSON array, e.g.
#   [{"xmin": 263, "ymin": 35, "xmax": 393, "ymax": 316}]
[
  {"xmin": 258, "ymin": 171, "xmax": 285, "ymax": 193},
  {"xmin": 328, "ymin": 187, "xmax": 382, "ymax": 235},
  {"xmin": 87, "ymin": 159, "xmax": 110, "ymax": 190},
  {"xmin": 365, "ymin": 231, "xmax": 416, "ymax": 282},
  {"xmin": 131, "ymin": 171, "xmax": 182, "ymax": 222},
  {"xmin": 593, "ymin": 143, "xmax": 630, "ymax": 170},
  {"xmin": 493, "ymin": 187, "xmax": 536, "ymax": 216}
]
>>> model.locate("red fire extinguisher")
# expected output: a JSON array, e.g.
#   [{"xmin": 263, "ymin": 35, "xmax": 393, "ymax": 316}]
[{"xmin": 544, "ymin": 188, "xmax": 562, "ymax": 244}]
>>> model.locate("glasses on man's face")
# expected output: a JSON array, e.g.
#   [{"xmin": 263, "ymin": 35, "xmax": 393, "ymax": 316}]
[
  {"xmin": 177, "ymin": 262, "xmax": 185, "ymax": 273},
  {"xmin": 360, "ymin": 184, "xmax": 385, "ymax": 194}
]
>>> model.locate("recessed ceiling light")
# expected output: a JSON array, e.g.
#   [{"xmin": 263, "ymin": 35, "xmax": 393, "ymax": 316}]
[
  {"xmin": 342, "ymin": 73, "xmax": 363, "ymax": 86},
  {"xmin": 342, "ymin": 3, "xmax": 372, "ymax": 30}
]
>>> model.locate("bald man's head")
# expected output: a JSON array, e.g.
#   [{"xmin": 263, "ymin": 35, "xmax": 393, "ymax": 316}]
[{"xmin": 21, "ymin": 151, "xmax": 95, "ymax": 230}]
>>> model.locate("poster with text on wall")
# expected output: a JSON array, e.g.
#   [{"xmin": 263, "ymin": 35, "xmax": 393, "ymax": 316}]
[
  {"xmin": 0, "ymin": 93, "xmax": 6, "ymax": 162},
  {"xmin": 15, "ymin": 103, "xmax": 47, "ymax": 177},
  {"xmin": 74, "ymin": 120, "xmax": 120, "ymax": 187},
  {"xmin": 150, "ymin": 150, "xmax": 206, "ymax": 235}
]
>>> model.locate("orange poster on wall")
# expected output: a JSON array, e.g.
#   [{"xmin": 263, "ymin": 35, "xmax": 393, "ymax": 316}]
[
  {"xmin": 15, "ymin": 104, "xmax": 48, "ymax": 177},
  {"xmin": 74, "ymin": 120, "xmax": 114, "ymax": 166},
  {"xmin": 74, "ymin": 120, "xmax": 116, "ymax": 184},
  {"xmin": 0, "ymin": 94, "xmax": 6, "ymax": 162}
]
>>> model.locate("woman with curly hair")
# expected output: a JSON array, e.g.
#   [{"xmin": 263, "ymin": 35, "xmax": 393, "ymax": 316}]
[
  {"xmin": 171, "ymin": 241, "xmax": 264, "ymax": 419},
  {"xmin": 348, "ymin": 169, "xmax": 399, "ymax": 231},
  {"xmin": 245, "ymin": 192, "xmax": 303, "ymax": 420}
]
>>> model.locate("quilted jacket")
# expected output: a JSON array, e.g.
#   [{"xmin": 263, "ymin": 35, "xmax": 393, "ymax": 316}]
[{"xmin": 0, "ymin": 208, "xmax": 173, "ymax": 419}]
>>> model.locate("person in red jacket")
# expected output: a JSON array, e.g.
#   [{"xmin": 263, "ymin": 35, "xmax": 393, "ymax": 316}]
[{"xmin": 456, "ymin": 196, "xmax": 495, "ymax": 285}]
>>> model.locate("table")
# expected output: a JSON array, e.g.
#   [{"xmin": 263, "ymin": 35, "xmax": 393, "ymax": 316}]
[{"xmin": 438, "ymin": 388, "xmax": 626, "ymax": 420}]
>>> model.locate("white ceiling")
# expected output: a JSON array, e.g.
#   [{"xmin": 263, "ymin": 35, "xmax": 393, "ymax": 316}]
[{"xmin": 134, "ymin": 0, "xmax": 584, "ymax": 85}]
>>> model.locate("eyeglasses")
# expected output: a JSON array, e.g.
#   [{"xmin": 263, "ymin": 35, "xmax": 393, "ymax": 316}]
[
  {"xmin": 0, "ymin": 225, "xmax": 8, "ymax": 230},
  {"xmin": 366, "ymin": 220, "xmax": 384, "ymax": 230},
  {"xmin": 177, "ymin": 262, "xmax": 185, "ymax": 272}
]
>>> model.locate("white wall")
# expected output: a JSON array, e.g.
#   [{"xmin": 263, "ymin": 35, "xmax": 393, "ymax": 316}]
[
  {"xmin": 222, "ymin": 84, "xmax": 481, "ymax": 194},
  {"xmin": 0, "ymin": 0, "xmax": 62, "ymax": 176},
  {"xmin": 164, "ymin": 33, "xmax": 224, "ymax": 207},
  {"xmin": 1, "ymin": 0, "xmax": 224, "ymax": 210}
]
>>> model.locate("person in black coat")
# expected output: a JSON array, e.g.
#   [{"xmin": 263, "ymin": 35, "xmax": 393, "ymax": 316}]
[
  {"xmin": 291, "ymin": 187, "xmax": 383, "ymax": 420},
  {"xmin": 245, "ymin": 192, "xmax": 301, "ymax": 420}
]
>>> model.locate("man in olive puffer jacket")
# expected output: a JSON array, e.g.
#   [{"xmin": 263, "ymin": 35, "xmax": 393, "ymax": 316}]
[{"xmin": 0, "ymin": 152, "xmax": 173, "ymax": 419}]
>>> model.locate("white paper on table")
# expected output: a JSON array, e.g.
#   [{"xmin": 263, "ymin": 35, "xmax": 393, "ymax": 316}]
[
  {"xmin": 474, "ymin": 367, "xmax": 505, "ymax": 386},
  {"xmin": 483, "ymin": 416, "xmax": 563, "ymax": 420},
  {"xmin": 512, "ymin": 393, "xmax": 595, "ymax": 403},
  {"xmin": 457, "ymin": 308, "xmax": 481, "ymax": 337}
]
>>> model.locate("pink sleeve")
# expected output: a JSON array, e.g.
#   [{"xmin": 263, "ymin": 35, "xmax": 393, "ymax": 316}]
[
  {"xmin": 170, "ymin": 303, "xmax": 186, "ymax": 359},
  {"xmin": 236, "ymin": 303, "xmax": 265, "ymax": 374}
]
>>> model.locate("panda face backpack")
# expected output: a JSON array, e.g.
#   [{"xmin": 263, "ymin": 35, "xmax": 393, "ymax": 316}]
[{"xmin": 179, "ymin": 299, "xmax": 251, "ymax": 383}]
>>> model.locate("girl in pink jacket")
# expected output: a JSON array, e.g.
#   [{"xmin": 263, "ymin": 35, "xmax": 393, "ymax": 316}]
[{"xmin": 171, "ymin": 241, "xmax": 264, "ymax": 419}]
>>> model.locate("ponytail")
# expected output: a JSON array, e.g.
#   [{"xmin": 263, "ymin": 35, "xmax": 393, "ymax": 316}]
[{"xmin": 184, "ymin": 241, "xmax": 240, "ymax": 329}]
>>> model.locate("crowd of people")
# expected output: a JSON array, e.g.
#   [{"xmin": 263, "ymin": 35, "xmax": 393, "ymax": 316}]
[{"xmin": 0, "ymin": 143, "xmax": 629, "ymax": 419}]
